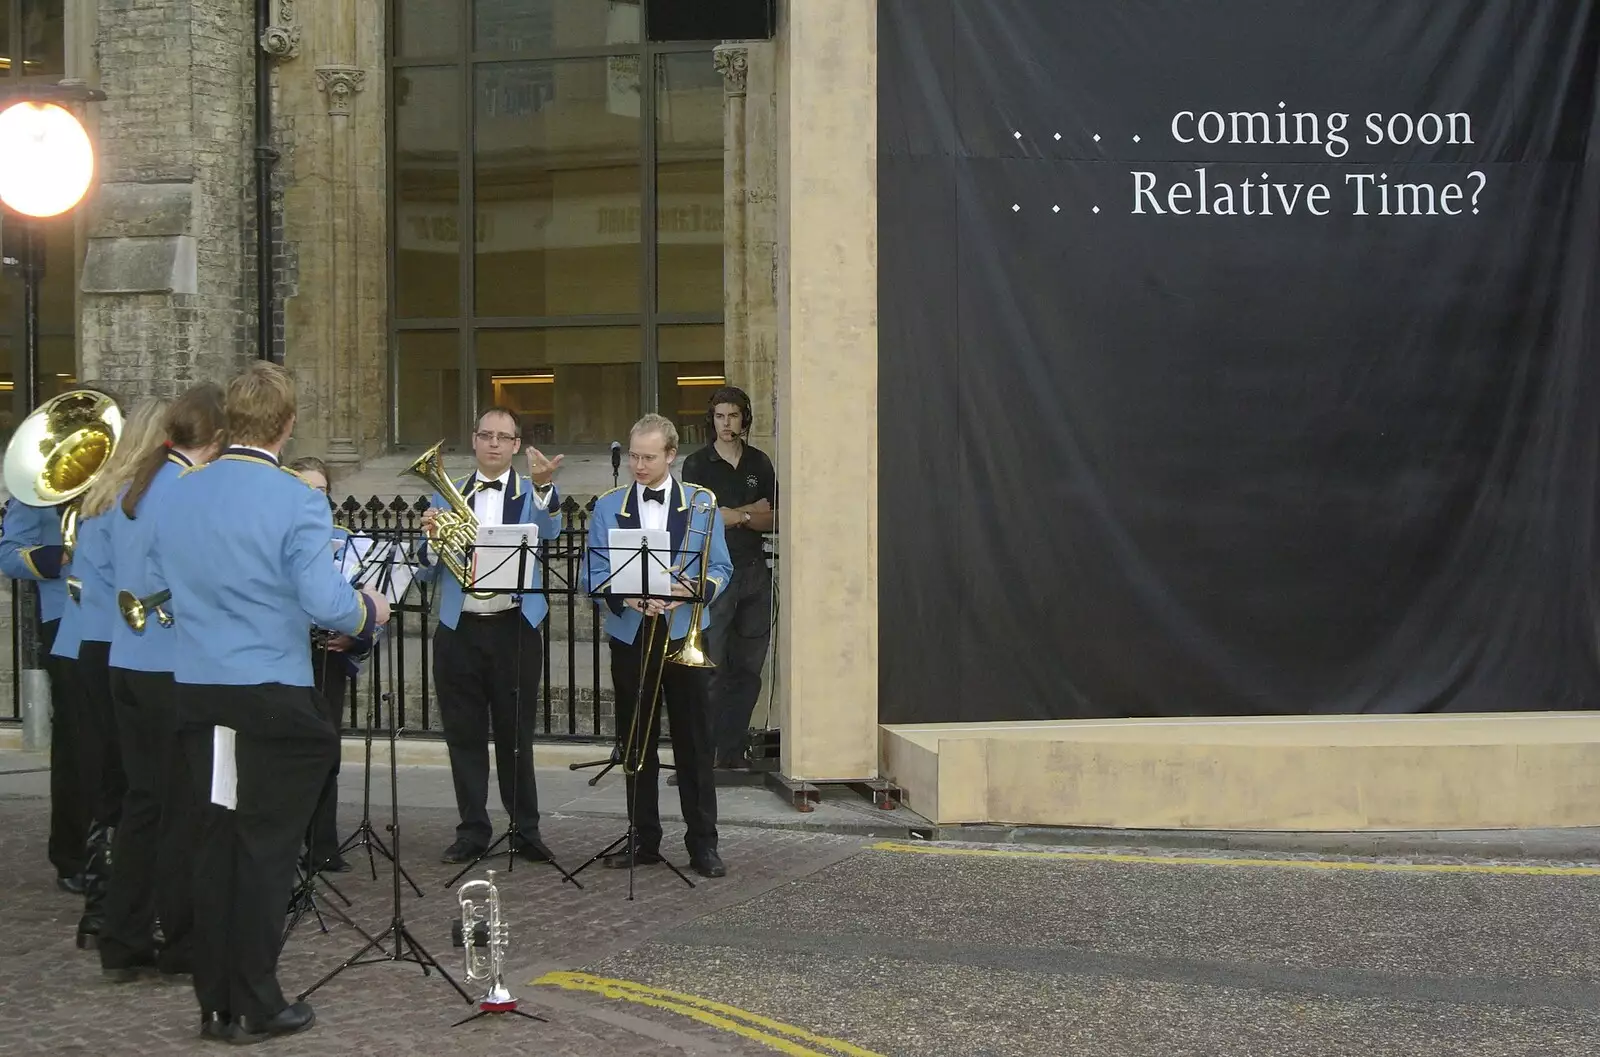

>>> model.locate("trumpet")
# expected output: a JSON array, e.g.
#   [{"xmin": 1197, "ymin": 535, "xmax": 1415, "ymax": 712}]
[
  {"xmin": 2, "ymin": 388, "xmax": 124, "ymax": 563},
  {"xmin": 621, "ymin": 490, "xmax": 717, "ymax": 778},
  {"xmin": 118, "ymin": 588, "xmax": 173, "ymax": 632},
  {"xmin": 453, "ymin": 870, "xmax": 518, "ymax": 1012},
  {"xmin": 399, "ymin": 439, "xmax": 494, "ymax": 601}
]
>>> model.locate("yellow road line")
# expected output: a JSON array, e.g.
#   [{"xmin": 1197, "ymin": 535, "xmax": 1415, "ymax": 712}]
[
  {"xmin": 870, "ymin": 840, "xmax": 1600, "ymax": 876},
  {"xmin": 533, "ymin": 970, "xmax": 884, "ymax": 1057}
]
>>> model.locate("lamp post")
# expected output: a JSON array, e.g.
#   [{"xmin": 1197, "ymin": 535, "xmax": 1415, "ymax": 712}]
[{"xmin": 0, "ymin": 83, "xmax": 102, "ymax": 745}]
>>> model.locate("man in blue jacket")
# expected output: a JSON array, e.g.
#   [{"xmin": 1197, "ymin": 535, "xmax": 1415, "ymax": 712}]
[
  {"xmin": 586, "ymin": 414, "xmax": 733, "ymax": 878},
  {"xmin": 150, "ymin": 363, "xmax": 388, "ymax": 1045},
  {"xmin": 416, "ymin": 406, "xmax": 564, "ymax": 865},
  {"xmin": 0, "ymin": 491, "xmax": 88, "ymax": 891}
]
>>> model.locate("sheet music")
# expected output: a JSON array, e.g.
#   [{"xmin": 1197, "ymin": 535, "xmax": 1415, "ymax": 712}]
[
  {"xmin": 210, "ymin": 726, "xmax": 237, "ymax": 810},
  {"xmin": 606, "ymin": 528, "xmax": 675, "ymax": 598},
  {"xmin": 472, "ymin": 524, "xmax": 543, "ymax": 592},
  {"xmin": 351, "ymin": 538, "xmax": 416, "ymax": 605},
  {"xmin": 336, "ymin": 533, "xmax": 375, "ymax": 581}
]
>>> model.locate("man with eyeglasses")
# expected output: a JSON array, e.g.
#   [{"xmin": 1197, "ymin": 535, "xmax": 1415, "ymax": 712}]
[{"xmin": 417, "ymin": 407, "xmax": 565, "ymax": 866}]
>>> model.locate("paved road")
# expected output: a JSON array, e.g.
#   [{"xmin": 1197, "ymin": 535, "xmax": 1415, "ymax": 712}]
[{"xmin": 4, "ymin": 786, "xmax": 1599, "ymax": 1055}]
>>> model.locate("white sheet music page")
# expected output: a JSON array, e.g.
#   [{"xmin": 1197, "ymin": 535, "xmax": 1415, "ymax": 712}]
[
  {"xmin": 606, "ymin": 528, "xmax": 674, "ymax": 599},
  {"xmin": 210, "ymin": 726, "xmax": 238, "ymax": 810}
]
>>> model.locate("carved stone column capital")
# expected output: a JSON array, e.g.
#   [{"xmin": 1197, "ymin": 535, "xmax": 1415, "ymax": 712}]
[
  {"xmin": 714, "ymin": 44, "xmax": 749, "ymax": 97},
  {"xmin": 314, "ymin": 65, "xmax": 367, "ymax": 117},
  {"xmin": 260, "ymin": 0, "xmax": 301, "ymax": 59}
]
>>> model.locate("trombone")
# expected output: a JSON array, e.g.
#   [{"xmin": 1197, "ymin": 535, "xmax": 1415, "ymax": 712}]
[
  {"xmin": 618, "ymin": 491, "xmax": 718, "ymax": 778},
  {"xmin": 1, "ymin": 388, "xmax": 124, "ymax": 563}
]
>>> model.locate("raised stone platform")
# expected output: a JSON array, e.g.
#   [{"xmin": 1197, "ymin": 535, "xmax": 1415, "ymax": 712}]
[{"xmin": 878, "ymin": 713, "xmax": 1600, "ymax": 831}]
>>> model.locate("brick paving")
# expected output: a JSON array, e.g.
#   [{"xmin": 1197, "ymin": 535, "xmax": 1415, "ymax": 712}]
[{"xmin": 0, "ymin": 796, "xmax": 866, "ymax": 1056}]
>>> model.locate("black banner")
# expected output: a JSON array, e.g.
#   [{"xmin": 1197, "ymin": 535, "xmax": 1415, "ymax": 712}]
[{"xmin": 879, "ymin": 0, "xmax": 1600, "ymax": 723}]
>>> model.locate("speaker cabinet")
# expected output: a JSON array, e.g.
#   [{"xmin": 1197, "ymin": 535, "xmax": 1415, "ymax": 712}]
[{"xmin": 646, "ymin": 0, "xmax": 775, "ymax": 42}]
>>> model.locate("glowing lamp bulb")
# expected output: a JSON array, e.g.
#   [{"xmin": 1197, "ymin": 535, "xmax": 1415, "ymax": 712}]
[{"xmin": 0, "ymin": 103, "xmax": 95, "ymax": 218}]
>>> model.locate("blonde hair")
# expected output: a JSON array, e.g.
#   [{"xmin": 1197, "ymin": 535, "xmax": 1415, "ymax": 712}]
[
  {"xmin": 80, "ymin": 397, "xmax": 172, "ymax": 518},
  {"xmin": 226, "ymin": 362, "xmax": 296, "ymax": 447},
  {"xmin": 630, "ymin": 412, "xmax": 679, "ymax": 453}
]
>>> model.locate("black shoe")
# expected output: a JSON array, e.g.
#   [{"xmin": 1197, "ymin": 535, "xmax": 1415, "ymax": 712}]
[
  {"xmin": 690, "ymin": 851, "xmax": 726, "ymax": 878},
  {"xmin": 601, "ymin": 846, "xmax": 663, "ymax": 869},
  {"xmin": 440, "ymin": 840, "xmax": 485, "ymax": 865},
  {"xmin": 230, "ymin": 1001, "xmax": 315, "ymax": 1044},
  {"xmin": 314, "ymin": 855, "xmax": 351, "ymax": 874},
  {"xmin": 56, "ymin": 872, "xmax": 86, "ymax": 895},
  {"xmin": 101, "ymin": 951, "xmax": 157, "ymax": 983},
  {"xmin": 511, "ymin": 836, "xmax": 553, "ymax": 863}
]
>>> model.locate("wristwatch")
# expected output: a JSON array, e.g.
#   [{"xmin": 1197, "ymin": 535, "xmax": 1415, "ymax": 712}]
[{"xmin": 742, "ymin": 511, "xmax": 752, "ymax": 524}]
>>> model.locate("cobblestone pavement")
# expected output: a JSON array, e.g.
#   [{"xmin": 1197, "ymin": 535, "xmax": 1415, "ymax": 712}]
[{"xmin": 0, "ymin": 795, "xmax": 865, "ymax": 1057}]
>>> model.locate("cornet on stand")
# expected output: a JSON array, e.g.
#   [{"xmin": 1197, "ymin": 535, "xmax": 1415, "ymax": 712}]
[{"xmin": 451, "ymin": 870, "xmax": 546, "ymax": 1027}]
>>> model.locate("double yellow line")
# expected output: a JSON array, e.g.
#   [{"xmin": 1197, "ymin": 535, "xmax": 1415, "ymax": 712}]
[{"xmin": 534, "ymin": 971, "xmax": 884, "ymax": 1057}]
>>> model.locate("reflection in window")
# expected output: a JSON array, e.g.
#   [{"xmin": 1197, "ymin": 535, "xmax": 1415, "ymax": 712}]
[
  {"xmin": 658, "ymin": 324, "xmax": 724, "ymax": 448},
  {"xmin": 396, "ymin": 332, "xmax": 462, "ymax": 445},
  {"xmin": 656, "ymin": 53, "xmax": 724, "ymax": 314},
  {"xmin": 474, "ymin": 58, "xmax": 642, "ymax": 317},
  {"xmin": 19, "ymin": 0, "xmax": 64, "ymax": 79},
  {"xmin": 395, "ymin": 67, "xmax": 462, "ymax": 319},
  {"xmin": 475, "ymin": 0, "xmax": 640, "ymax": 53},
  {"xmin": 477, "ymin": 328, "xmax": 640, "ymax": 445},
  {"xmin": 394, "ymin": 0, "xmax": 461, "ymax": 59}
]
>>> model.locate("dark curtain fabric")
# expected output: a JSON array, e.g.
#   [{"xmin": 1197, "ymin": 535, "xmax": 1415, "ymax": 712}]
[{"xmin": 879, "ymin": 0, "xmax": 1600, "ymax": 723}]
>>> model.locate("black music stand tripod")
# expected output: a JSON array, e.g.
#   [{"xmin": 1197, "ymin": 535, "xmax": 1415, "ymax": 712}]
[
  {"xmin": 300, "ymin": 691, "xmax": 473, "ymax": 1007},
  {"xmin": 568, "ymin": 537, "xmax": 705, "ymax": 900},
  {"xmin": 440, "ymin": 531, "xmax": 581, "ymax": 891}
]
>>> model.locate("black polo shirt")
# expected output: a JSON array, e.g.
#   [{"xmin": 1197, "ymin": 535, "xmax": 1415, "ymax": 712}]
[{"xmin": 681, "ymin": 441, "xmax": 777, "ymax": 567}]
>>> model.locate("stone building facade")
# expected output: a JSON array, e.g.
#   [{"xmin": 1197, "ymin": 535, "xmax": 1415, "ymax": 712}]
[{"xmin": 5, "ymin": 0, "xmax": 878, "ymax": 784}]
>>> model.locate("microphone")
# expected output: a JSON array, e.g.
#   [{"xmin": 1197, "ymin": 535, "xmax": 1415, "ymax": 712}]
[{"xmin": 610, "ymin": 440, "xmax": 621, "ymax": 486}]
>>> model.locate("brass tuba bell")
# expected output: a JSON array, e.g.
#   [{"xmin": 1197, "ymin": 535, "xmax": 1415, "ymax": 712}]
[
  {"xmin": 2, "ymin": 388, "xmax": 124, "ymax": 562},
  {"xmin": 399, "ymin": 439, "xmax": 494, "ymax": 600}
]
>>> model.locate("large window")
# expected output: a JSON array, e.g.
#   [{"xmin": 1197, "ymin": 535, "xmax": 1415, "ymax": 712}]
[
  {"xmin": 1, "ymin": 0, "xmax": 74, "ymax": 442},
  {"xmin": 390, "ymin": 0, "xmax": 725, "ymax": 450}
]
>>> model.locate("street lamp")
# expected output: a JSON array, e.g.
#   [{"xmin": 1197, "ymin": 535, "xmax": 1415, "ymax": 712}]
[
  {"xmin": 0, "ymin": 82, "xmax": 103, "ymax": 748},
  {"xmin": 0, "ymin": 81, "xmax": 103, "ymax": 410}
]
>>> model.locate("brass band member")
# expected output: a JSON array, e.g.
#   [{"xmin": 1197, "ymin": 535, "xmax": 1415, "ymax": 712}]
[
  {"xmin": 150, "ymin": 363, "xmax": 389, "ymax": 1044},
  {"xmin": 100, "ymin": 383, "xmax": 226, "ymax": 980}
]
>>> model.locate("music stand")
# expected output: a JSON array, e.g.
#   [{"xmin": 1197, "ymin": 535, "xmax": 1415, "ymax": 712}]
[
  {"xmin": 567, "ymin": 535, "xmax": 710, "ymax": 899},
  {"xmin": 298, "ymin": 690, "xmax": 473, "ymax": 1007},
  {"xmin": 336, "ymin": 538, "xmax": 424, "ymax": 896},
  {"xmin": 439, "ymin": 528, "xmax": 582, "ymax": 891}
]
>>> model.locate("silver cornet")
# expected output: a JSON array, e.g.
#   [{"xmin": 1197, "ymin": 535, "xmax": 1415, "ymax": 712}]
[{"xmin": 454, "ymin": 871, "xmax": 518, "ymax": 1012}]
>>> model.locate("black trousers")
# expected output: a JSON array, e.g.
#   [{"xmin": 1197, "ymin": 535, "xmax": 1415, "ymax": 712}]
[
  {"xmin": 308, "ymin": 647, "xmax": 350, "ymax": 864},
  {"xmin": 40, "ymin": 619, "xmax": 89, "ymax": 878},
  {"xmin": 433, "ymin": 613, "xmax": 543, "ymax": 848},
  {"xmin": 177, "ymin": 682, "xmax": 338, "ymax": 1022},
  {"xmin": 704, "ymin": 560, "xmax": 774, "ymax": 764},
  {"xmin": 99, "ymin": 667, "xmax": 196, "ymax": 970},
  {"xmin": 609, "ymin": 631, "xmax": 718, "ymax": 857},
  {"xmin": 75, "ymin": 640, "xmax": 128, "ymax": 826}
]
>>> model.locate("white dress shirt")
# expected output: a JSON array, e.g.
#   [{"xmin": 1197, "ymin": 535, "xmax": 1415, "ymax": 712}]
[
  {"xmin": 635, "ymin": 476, "xmax": 674, "ymax": 533},
  {"xmin": 460, "ymin": 467, "xmax": 555, "ymax": 613}
]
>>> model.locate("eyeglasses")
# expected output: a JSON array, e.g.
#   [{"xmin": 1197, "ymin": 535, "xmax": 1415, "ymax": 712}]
[{"xmin": 474, "ymin": 431, "xmax": 519, "ymax": 444}]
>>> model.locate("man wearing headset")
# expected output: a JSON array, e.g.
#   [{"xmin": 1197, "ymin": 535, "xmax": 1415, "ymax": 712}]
[{"xmin": 680, "ymin": 386, "xmax": 777, "ymax": 771}]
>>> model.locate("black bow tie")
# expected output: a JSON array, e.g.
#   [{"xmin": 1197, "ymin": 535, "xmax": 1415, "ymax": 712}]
[
  {"xmin": 476, "ymin": 478, "xmax": 503, "ymax": 492},
  {"xmin": 642, "ymin": 486, "xmax": 666, "ymax": 504}
]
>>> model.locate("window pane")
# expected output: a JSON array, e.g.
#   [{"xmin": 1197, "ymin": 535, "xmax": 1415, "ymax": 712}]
[
  {"xmin": 0, "ymin": 332, "xmax": 13, "ymax": 447},
  {"xmin": 475, "ymin": 58, "xmax": 641, "ymax": 317},
  {"xmin": 395, "ymin": 67, "xmax": 461, "ymax": 319},
  {"xmin": 655, "ymin": 52, "xmax": 723, "ymax": 314},
  {"xmin": 395, "ymin": 0, "xmax": 461, "ymax": 59},
  {"xmin": 477, "ymin": 327, "xmax": 639, "ymax": 445},
  {"xmin": 19, "ymin": 0, "xmax": 63, "ymax": 79},
  {"xmin": 475, "ymin": 0, "xmax": 640, "ymax": 53},
  {"xmin": 38, "ymin": 335, "xmax": 75, "ymax": 400},
  {"xmin": 657, "ymin": 324, "xmax": 723, "ymax": 449},
  {"xmin": 397, "ymin": 332, "xmax": 461, "ymax": 446},
  {"xmin": 1, "ymin": 2, "xmax": 12, "ymax": 76},
  {"xmin": 38, "ymin": 214, "xmax": 75, "ymax": 333}
]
